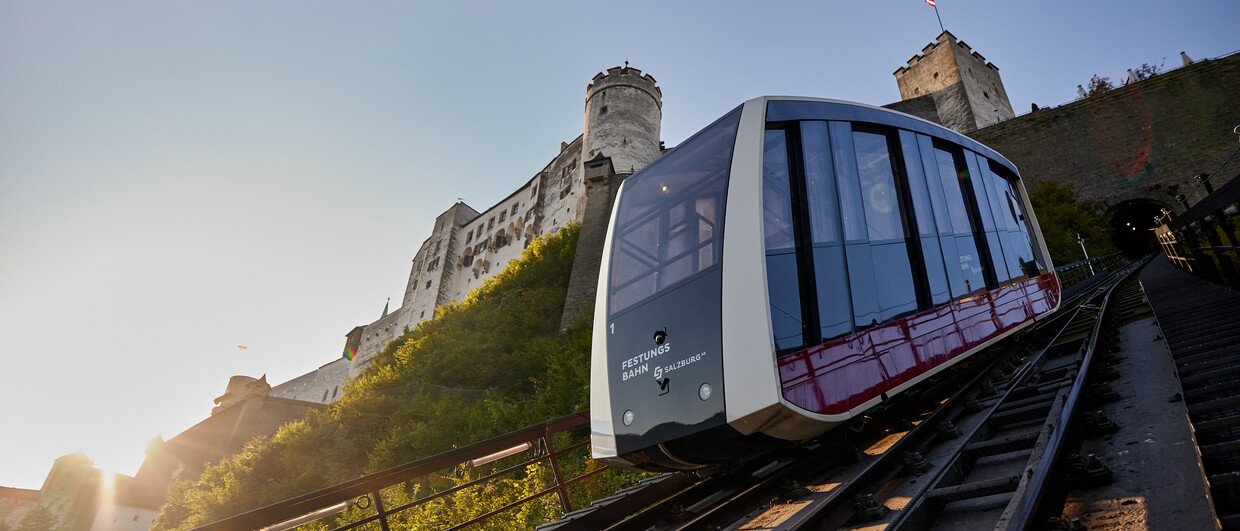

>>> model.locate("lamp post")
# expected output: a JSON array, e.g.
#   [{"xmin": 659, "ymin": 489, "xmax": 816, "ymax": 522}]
[{"xmin": 1077, "ymin": 233, "xmax": 1095, "ymax": 275}]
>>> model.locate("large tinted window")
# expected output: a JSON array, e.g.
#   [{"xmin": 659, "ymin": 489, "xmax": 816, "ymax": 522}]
[
  {"xmin": 830, "ymin": 123, "xmax": 917, "ymax": 326},
  {"xmin": 608, "ymin": 108, "xmax": 740, "ymax": 316},
  {"xmin": 763, "ymin": 129, "xmax": 807, "ymax": 351},
  {"xmin": 931, "ymin": 145, "xmax": 987, "ymax": 297},
  {"xmin": 900, "ymin": 131, "xmax": 950, "ymax": 305},
  {"xmin": 801, "ymin": 122, "xmax": 852, "ymax": 340},
  {"xmin": 988, "ymin": 162, "xmax": 1043, "ymax": 278},
  {"xmin": 965, "ymin": 152, "xmax": 1008, "ymax": 285}
]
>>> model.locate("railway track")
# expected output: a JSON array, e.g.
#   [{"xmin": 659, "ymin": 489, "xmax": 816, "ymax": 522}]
[{"xmin": 545, "ymin": 259, "xmax": 1149, "ymax": 531}]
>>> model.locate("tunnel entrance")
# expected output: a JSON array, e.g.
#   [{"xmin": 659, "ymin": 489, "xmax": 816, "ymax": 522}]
[{"xmin": 1105, "ymin": 199, "xmax": 1170, "ymax": 257}]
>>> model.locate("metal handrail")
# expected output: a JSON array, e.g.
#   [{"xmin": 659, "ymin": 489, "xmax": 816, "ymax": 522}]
[{"xmin": 191, "ymin": 410, "xmax": 597, "ymax": 531}]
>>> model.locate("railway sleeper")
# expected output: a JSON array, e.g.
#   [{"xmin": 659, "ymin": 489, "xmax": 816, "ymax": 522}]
[
  {"xmin": 980, "ymin": 379, "xmax": 1072, "ymax": 410},
  {"xmin": 985, "ymin": 392, "xmax": 1058, "ymax": 413},
  {"xmin": 1046, "ymin": 338, "xmax": 1088, "ymax": 358},
  {"xmin": 990, "ymin": 402, "xmax": 1054, "ymax": 427},
  {"xmin": 927, "ymin": 475, "xmax": 1020, "ymax": 503},
  {"xmin": 964, "ymin": 430, "xmax": 1040, "ymax": 459}
]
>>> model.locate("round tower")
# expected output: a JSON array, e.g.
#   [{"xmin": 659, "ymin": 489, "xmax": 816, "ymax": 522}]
[{"xmin": 583, "ymin": 65, "xmax": 662, "ymax": 175}]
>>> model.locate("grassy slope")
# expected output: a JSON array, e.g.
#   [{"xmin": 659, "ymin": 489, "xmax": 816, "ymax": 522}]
[{"xmin": 152, "ymin": 225, "xmax": 632, "ymax": 530}]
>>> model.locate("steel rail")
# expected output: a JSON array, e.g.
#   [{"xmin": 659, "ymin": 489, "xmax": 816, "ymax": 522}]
[
  {"xmin": 882, "ymin": 276, "xmax": 1115, "ymax": 530},
  {"xmin": 1002, "ymin": 259, "xmax": 1146, "ymax": 528}
]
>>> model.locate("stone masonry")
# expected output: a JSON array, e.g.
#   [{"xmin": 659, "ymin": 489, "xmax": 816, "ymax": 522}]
[
  {"xmin": 968, "ymin": 52, "xmax": 1240, "ymax": 214},
  {"xmin": 889, "ymin": 31, "xmax": 1015, "ymax": 132}
]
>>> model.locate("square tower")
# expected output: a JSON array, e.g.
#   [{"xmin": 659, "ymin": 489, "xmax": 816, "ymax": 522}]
[{"xmin": 892, "ymin": 31, "xmax": 1015, "ymax": 132}]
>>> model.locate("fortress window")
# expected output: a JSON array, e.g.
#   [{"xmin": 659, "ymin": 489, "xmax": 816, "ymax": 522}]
[
  {"xmin": 465, "ymin": 232, "xmax": 473, "ymax": 243},
  {"xmin": 983, "ymin": 91, "xmax": 989, "ymax": 99},
  {"xmin": 434, "ymin": 241, "xmax": 441, "ymax": 253},
  {"xmin": 531, "ymin": 185, "xmax": 538, "ymax": 198},
  {"xmin": 322, "ymin": 390, "xmax": 329, "ymax": 402},
  {"xmin": 425, "ymin": 280, "xmax": 431, "ymax": 289},
  {"xmin": 488, "ymin": 217, "xmax": 495, "ymax": 230},
  {"xmin": 600, "ymin": 105, "xmax": 608, "ymax": 115},
  {"xmin": 500, "ymin": 210, "xmax": 506, "ymax": 222},
  {"xmin": 512, "ymin": 204, "xmax": 519, "ymax": 216}
]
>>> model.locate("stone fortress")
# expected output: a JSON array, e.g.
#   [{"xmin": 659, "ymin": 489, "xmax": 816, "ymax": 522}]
[
  {"xmin": 888, "ymin": 31, "xmax": 1016, "ymax": 133},
  {"xmin": 264, "ymin": 65, "xmax": 666, "ymax": 405}
]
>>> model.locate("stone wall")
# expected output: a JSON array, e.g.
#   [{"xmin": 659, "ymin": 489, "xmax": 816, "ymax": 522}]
[
  {"xmin": 886, "ymin": 82, "xmax": 973, "ymax": 132},
  {"xmin": 560, "ymin": 156, "xmax": 630, "ymax": 329},
  {"xmin": 270, "ymin": 357, "xmax": 350, "ymax": 402},
  {"xmin": 968, "ymin": 53, "xmax": 1240, "ymax": 211}
]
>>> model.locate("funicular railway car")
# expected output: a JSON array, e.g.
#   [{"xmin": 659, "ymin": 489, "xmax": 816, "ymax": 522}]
[{"xmin": 591, "ymin": 97, "xmax": 1059, "ymax": 472}]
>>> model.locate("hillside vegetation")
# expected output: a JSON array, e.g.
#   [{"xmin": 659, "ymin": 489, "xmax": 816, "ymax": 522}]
[
  {"xmin": 1028, "ymin": 181, "xmax": 1115, "ymax": 265},
  {"xmin": 152, "ymin": 225, "xmax": 640, "ymax": 530}
]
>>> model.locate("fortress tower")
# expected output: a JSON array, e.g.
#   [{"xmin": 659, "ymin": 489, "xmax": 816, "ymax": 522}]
[
  {"xmin": 322, "ymin": 66, "xmax": 664, "ymax": 376},
  {"xmin": 889, "ymin": 31, "xmax": 1015, "ymax": 132},
  {"xmin": 583, "ymin": 66, "xmax": 662, "ymax": 175}
]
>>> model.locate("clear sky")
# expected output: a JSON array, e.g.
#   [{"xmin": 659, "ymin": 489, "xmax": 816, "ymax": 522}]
[{"xmin": 1, "ymin": 0, "xmax": 1235, "ymax": 491}]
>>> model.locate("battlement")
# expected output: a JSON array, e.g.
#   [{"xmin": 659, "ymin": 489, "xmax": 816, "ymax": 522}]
[
  {"xmin": 587, "ymin": 66, "xmax": 662, "ymax": 106},
  {"xmin": 895, "ymin": 31, "xmax": 1001, "ymax": 75}
]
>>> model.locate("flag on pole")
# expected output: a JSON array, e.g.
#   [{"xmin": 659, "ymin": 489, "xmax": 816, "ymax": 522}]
[{"xmin": 927, "ymin": 0, "xmax": 944, "ymax": 33}]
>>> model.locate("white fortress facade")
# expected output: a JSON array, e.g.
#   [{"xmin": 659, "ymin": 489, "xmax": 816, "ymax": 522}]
[{"xmin": 268, "ymin": 66, "xmax": 663, "ymax": 403}]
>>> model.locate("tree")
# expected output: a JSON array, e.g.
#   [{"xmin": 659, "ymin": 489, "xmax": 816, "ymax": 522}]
[
  {"xmin": 1028, "ymin": 181, "xmax": 1114, "ymax": 265},
  {"xmin": 1126, "ymin": 61, "xmax": 1164, "ymax": 83},
  {"xmin": 1086, "ymin": 74, "xmax": 1114, "ymax": 96}
]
